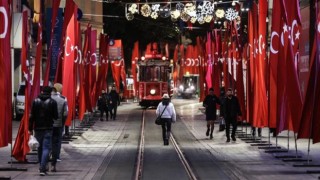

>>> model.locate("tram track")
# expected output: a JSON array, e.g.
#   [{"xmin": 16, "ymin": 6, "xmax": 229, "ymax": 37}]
[{"xmin": 135, "ymin": 109, "xmax": 197, "ymax": 180}]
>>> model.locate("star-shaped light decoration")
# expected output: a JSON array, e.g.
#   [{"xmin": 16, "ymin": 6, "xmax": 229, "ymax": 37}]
[
  {"xmin": 198, "ymin": 16, "xmax": 205, "ymax": 24},
  {"xmin": 215, "ymin": 9, "xmax": 225, "ymax": 18},
  {"xmin": 141, "ymin": 4, "xmax": 151, "ymax": 17},
  {"xmin": 198, "ymin": 1, "xmax": 214, "ymax": 16},
  {"xmin": 126, "ymin": 12, "xmax": 134, "ymax": 21},
  {"xmin": 225, "ymin": 8, "xmax": 238, "ymax": 21},
  {"xmin": 151, "ymin": 11, "xmax": 159, "ymax": 19},
  {"xmin": 171, "ymin": 10, "xmax": 181, "ymax": 19},
  {"xmin": 176, "ymin": 2, "xmax": 184, "ymax": 11},
  {"xmin": 180, "ymin": 11, "xmax": 190, "ymax": 22},
  {"xmin": 190, "ymin": 16, "xmax": 197, "ymax": 23},
  {"xmin": 128, "ymin": 4, "xmax": 139, "ymax": 14},
  {"xmin": 204, "ymin": 15, "xmax": 213, "ymax": 23},
  {"xmin": 184, "ymin": 3, "xmax": 196, "ymax": 17},
  {"xmin": 151, "ymin": 4, "xmax": 160, "ymax": 12},
  {"xmin": 159, "ymin": 5, "xmax": 171, "ymax": 18}
]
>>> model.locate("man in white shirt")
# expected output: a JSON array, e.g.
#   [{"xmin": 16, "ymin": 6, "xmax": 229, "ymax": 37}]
[{"xmin": 156, "ymin": 94, "xmax": 176, "ymax": 145}]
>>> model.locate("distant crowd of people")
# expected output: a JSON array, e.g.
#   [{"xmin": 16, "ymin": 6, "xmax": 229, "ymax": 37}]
[{"xmin": 97, "ymin": 86, "xmax": 121, "ymax": 121}]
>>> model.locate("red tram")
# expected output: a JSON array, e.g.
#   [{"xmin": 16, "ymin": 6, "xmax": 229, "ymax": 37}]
[{"xmin": 137, "ymin": 55, "xmax": 171, "ymax": 107}]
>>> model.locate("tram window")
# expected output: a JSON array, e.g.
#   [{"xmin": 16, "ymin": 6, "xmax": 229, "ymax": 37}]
[{"xmin": 139, "ymin": 66, "xmax": 170, "ymax": 82}]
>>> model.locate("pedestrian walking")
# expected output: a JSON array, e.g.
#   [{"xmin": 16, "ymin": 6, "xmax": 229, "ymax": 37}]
[
  {"xmin": 109, "ymin": 86, "xmax": 120, "ymax": 120},
  {"xmin": 222, "ymin": 88, "xmax": 242, "ymax": 142},
  {"xmin": 203, "ymin": 88, "xmax": 221, "ymax": 139},
  {"xmin": 219, "ymin": 87, "xmax": 226, "ymax": 131},
  {"xmin": 50, "ymin": 83, "xmax": 68, "ymax": 172},
  {"xmin": 251, "ymin": 126, "xmax": 262, "ymax": 137},
  {"xmin": 156, "ymin": 94, "xmax": 176, "ymax": 146},
  {"xmin": 97, "ymin": 90, "xmax": 109, "ymax": 121},
  {"xmin": 28, "ymin": 86, "xmax": 58, "ymax": 176}
]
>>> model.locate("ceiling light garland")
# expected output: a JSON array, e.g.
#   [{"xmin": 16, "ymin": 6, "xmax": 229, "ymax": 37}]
[{"xmin": 125, "ymin": 0, "xmax": 242, "ymax": 24}]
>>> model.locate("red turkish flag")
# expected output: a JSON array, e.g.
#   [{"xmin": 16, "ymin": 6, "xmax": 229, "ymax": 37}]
[
  {"xmin": 205, "ymin": 32, "xmax": 213, "ymax": 91},
  {"xmin": 111, "ymin": 60, "xmax": 122, "ymax": 91},
  {"xmin": 55, "ymin": 0, "xmax": 74, "ymax": 84},
  {"xmin": 12, "ymin": 11, "xmax": 30, "ymax": 161},
  {"xmin": 62, "ymin": 0, "xmax": 78, "ymax": 126},
  {"xmin": 0, "ymin": 0, "xmax": 12, "ymax": 147},
  {"xmin": 298, "ymin": 1, "xmax": 320, "ymax": 143},
  {"xmin": 173, "ymin": 45, "xmax": 179, "ymax": 88},
  {"xmin": 269, "ymin": 0, "xmax": 282, "ymax": 129},
  {"xmin": 252, "ymin": 0, "xmax": 268, "ymax": 127},
  {"xmin": 30, "ymin": 13, "xmax": 42, "ymax": 103},
  {"xmin": 120, "ymin": 59, "xmax": 127, "ymax": 92},
  {"xmin": 212, "ymin": 38, "xmax": 220, "ymax": 97},
  {"xmin": 94, "ymin": 33, "xmax": 109, "ymax": 104},
  {"xmin": 131, "ymin": 41, "xmax": 139, "ymax": 97},
  {"xmin": 282, "ymin": 0, "xmax": 303, "ymax": 133},
  {"xmin": 90, "ymin": 30, "xmax": 98, "ymax": 106},
  {"xmin": 273, "ymin": 0, "xmax": 303, "ymax": 133},
  {"xmin": 83, "ymin": 26, "xmax": 93, "ymax": 112},
  {"xmin": 247, "ymin": 3, "xmax": 258, "ymax": 124}
]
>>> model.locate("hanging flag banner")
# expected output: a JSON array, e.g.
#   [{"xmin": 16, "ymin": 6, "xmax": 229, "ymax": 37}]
[
  {"xmin": 46, "ymin": 7, "xmax": 63, "ymax": 81},
  {"xmin": 108, "ymin": 39, "xmax": 122, "ymax": 60},
  {"xmin": 12, "ymin": 11, "xmax": 30, "ymax": 161},
  {"xmin": 0, "ymin": 0, "xmax": 12, "ymax": 148}
]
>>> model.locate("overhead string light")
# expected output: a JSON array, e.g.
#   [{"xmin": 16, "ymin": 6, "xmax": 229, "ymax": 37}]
[{"xmin": 125, "ymin": 0, "xmax": 240, "ymax": 23}]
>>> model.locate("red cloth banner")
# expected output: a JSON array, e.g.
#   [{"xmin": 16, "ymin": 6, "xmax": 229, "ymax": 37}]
[
  {"xmin": 247, "ymin": 3, "xmax": 258, "ymax": 124},
  {"xmin": 298, "ymin": 1, "xmax": 320, "ymax": 143},
  {"xmin": 131, "ymin": 41, "xmax": 139, "ymax": 97},
  {"xmin": 0, "ymin": 0, "xmax": 12, "ymax": 147},
  {"xmin": 94, "ymin": 33, "xmax": 108, "ymax": 105},
  {"xmin": 62, "ymin": 0, "xmax": 78, "ymax": 126},
  {"xmin": 205, "ymin": 32, "xmax": 213, "ymax": 91},
  {"xmin": 109, "ymin": 40, "xmax": 123, "ymax": 91},
  {"xmin": 90, "ymin": 30, "xmax": 97, "ymax": 106},
  {"xmin": 12, "ymin": 11, "xmax": 30, "ymax": 161},
  {"xmin": 252, "ymin": 0, "xmax": 268, "ymax": 127},
  {"xmin": 30, "ymin": 11, "xmax": 42, "ymax": 104},
  {"xmin": 83, "ymin": 25, "xmax": 93, "ymax": 112},
  {"xmin": 111, "ymin": 60, "xmax": 122, "ymax": 92}
]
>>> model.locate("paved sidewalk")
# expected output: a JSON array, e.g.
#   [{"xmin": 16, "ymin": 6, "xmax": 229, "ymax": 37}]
[{"xmin": 0, "ymin": 105, "xmax": 132, "ymax": 180}]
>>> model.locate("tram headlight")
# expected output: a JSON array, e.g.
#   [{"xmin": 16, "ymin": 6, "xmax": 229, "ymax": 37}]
[
  {"xmin": 141, "ymin": 56, "xmax": 145, "ymax": 61},
  {"xmin": 179, "ymin": 85, "xmax": 184, "ymax": 91},
  {"xmin": 190, "ymin": 85, "xmax": 195, "ymax": 90},
  {"xmin": 150, "ymin": 89, "xmax": 156, "ymax": 95}
]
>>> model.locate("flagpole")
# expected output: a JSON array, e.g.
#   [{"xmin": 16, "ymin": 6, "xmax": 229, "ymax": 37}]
[{"xmin": 287, "ymin": 130, "xmax": 289, "ymax": 151}]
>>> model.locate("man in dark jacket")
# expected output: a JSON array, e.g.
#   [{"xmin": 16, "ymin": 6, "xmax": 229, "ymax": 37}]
[
  {"xmin": 97, "ymin": 90, "xmax": 108, "ymax": 121},
  {"xmin": 109, "ymin": 86, "xmax": 120, "ymax": 120},
  {"xmin": 29, "ymin": 86, "xmax": 58, "ymax": 176},
  {"xmin": 203, "ymin": 88, "xmax": 220, "ymax": 139},
  {"xmin": 223, "ymin": 88, "xmax": 242, "ymax": 142}
]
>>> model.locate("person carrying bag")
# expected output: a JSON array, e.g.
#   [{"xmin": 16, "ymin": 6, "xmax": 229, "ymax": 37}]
[
  {"xmin": 156, "ymin": 94, "xmax": 176, "ymax": 146},
  {"xmin": 155, "ymin": 105, "xmax": 167, "ymax": 125}
]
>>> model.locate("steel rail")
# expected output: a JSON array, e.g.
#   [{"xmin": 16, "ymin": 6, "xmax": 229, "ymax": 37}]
[
  {"xmin": 135, "ymin": 110, "xmax": 146, "ymax": 180},
  {"xmin": 170, "ymin": 135, "xmax": 198, "ymax": 180}
]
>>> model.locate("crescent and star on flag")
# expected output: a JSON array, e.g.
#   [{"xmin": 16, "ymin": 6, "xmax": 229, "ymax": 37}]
[
  {"xmin": 270, "ymin": 20, "xmax": 300, "ymax": 54},
  {"xmin": 0, "ymin": 6, "xmax": 8, "ymax": 39}
]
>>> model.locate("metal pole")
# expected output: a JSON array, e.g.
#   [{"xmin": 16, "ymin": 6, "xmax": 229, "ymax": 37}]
[
  {"xmin": 307, "ymin": 136, "xmax": 311, "ymax": 165},
  {"xmin": 268, "ymin": 128, "xmax": 271, "ymax": 147},
  {"xmin": 294, "ymin": 133, "xmax": 298, "ymax": 158},
  {"xmin": 287, "ymin": 130, "xmax": 290, "ymax": 151}
]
